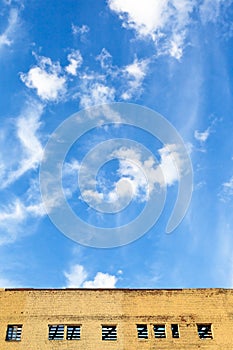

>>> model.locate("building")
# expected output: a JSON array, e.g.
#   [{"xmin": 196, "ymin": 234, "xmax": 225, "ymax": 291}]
[{"xmin": 0, "ymin": 288, "xmax": 232, "ymax": 349}]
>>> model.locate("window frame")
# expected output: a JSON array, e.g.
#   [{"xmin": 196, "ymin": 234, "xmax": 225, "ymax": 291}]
[
  {"xmin": 136, "ymin": 324, "xmax": 148, "ymax": 339},
  {"xmin": 197, "ymin": 323, "xmax": 213, "ymax": 340},
  {"xmin": 102, "ymin": 325, "xmax": 117, "ymax": 341},
  {"xmin": 48, "ymin": 324, "xmax": 64, "ymax": 340},
  {"xmin": 171, "ymin": 323, "xmax": 180, "ymax": 338},
  {"xmin": 153, "ymin": 324, "xmax": 166, "ymax": 338},
  {"xmin": 66, "ymin": 325, "xmax": 81, "ymax": 340},
  {"xmin": 5, "ymin": 324, "xmax": 22, "ymax": 342}
]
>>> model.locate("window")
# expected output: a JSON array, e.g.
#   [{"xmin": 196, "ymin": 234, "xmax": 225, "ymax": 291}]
[
  {"xmin": 6, "ymin": 325, "xmax": 22, "ymax": 341},
  {"xmin": 102, "ymin": 325, "xmax": 117, "ymax": 341},
  {"xmin": 137, "ymin": 324, "xmax": 148, "ymax": 339},
  {"xmin": 153, "ymin": 324, "xmax": 166, "ymax": 338},
  {"xmin": 171, "ymin": 324, "xmax": 179, "ymax": 338},
  {"xmin": 197, "ymin": 324, "xmax": 213, "ymax": 339},
  {"xmin": 48, "ymin": 324, "xmax": 64, "ymax": 340},
  {"xmin": 67, "ymin": 325, "xmax": 81, "ymax": 340}
]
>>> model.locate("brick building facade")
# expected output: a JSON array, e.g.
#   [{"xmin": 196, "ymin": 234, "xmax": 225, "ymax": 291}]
[{"xmin": 0, "ymin": 288, "xmax": 232, "ymax": 349}]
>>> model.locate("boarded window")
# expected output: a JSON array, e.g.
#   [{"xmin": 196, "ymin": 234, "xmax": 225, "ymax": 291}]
[
  {"xmin": 67, "ymin": 325, "xmax": 81, "ymax": 340},
  {"xmin": 153, "ymin": 324, "xmax": 166, "ymax": 338},
  {"xmin": 171, "ymin": 324, "xmax": 180, "ymax": 338},
  {"xmin": 6, "ymin": 325, "xmax": 22, "ymax": 341},
  {"xmin": 102, "ymin": 325, "xmax": 117, "ymax": 341},
  {"xmin": 197, "ymin": 324, "xmax": 213, "ymax": 339},
  {"xmin": 48, "ymin": 325, "xmax": 64, "ymax": 340},
  {"xmin": 137, "ymin": 324, "xmax": 148, "ymax": 339}
]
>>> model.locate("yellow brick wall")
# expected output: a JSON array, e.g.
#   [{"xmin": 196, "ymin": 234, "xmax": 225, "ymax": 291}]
[{"xmin": 0, "ymin": 288, "xmax": 233, "ymax": 349}]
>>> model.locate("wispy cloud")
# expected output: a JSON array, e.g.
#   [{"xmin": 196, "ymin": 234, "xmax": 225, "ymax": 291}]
[
  {"xmin": 219, "ymin": 176, "xmax": 233, "ymax": 202},
  {"xmin": 121, "ymin": 58, "xmax": 149, "ymax": 100},
  {"xmin": 79, "ymin": 143, "xmax": 188, "ymax": 209},
  {"xmin": 1, "ymin": 99, "xmax": 44, "ymax": 188},
  {"xmin": 64, "ymin": 264, "xmax": 118, "ymax": 288},
  {"xmin": 0, "ymin": 8, "xmax": 19, "ymax": 50},
  {"xmin": 0, "ymin": 196, "xmax": 45, "ymax": 246},
  {"xmin": 72, "ymin": 24, "xmax": 89, "ymax": 37}
]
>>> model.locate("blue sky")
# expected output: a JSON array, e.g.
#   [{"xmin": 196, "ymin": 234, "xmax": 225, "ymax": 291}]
[{"xmin": 0, "ymin": 0, "xmax": 233, "ymax": 289}]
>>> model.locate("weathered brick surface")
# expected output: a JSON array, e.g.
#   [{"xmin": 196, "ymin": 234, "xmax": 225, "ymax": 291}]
[{"xmin": 0, "ymin": 288, "xmax": 232, "ymax": 349}]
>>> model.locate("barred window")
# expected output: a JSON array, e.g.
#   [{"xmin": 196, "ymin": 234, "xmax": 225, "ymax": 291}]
[
  {"xmin": 137, "ymin": 324, "xmax": 148, "ymax": 339},
  {"xmin": 102, "ymin": 325, "xmax": 117, "ymax": 341},
  {"xmin": 6, "ymin": 325, "xmax": 22, "ymax": 341},
  {"xmin": 67, "ymin": 325, "xmax": 81, "ymax": 340},
  {"xmin": 171, "ymin": 324, "xmax": 180, "ymax": 338},
  {"xmin": 197, "ymin": 324, "xmax": 213, "ymax": 339},
  {"xmin": 153, "ymin": 324, "xmax": 166, "ymax": 338},
  {"xmin": 48, "ymin": 324, "xmax": 64, "ymax": 340}
]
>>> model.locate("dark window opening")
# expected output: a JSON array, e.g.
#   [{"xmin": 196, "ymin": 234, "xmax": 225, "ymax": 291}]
[
  {"xmin": 137, "ymin": 324, "xmax": 148, "ymax": 339},
  {"xmin": 48, "ymin": 324, "xmax": 64, "ymax": 340},
  {"xmin": 171, "ymin": 324, "xmax": 180, "ymax": 338},
  {"xmin": 67, "ymin": 325, "xmax": 81, "ymax": 340},
  {"xmin": 197, "ymin": 324, "xmax": 213, "ymax": 339},
  {"xmin": 6, "ymin": 325, "xmax": 22, "ymax": 341},
  {"xmin": 153, "ymin": 324, "xmax": 166, "ymax": 338},
  {"xmin": 102, "ymin": 325, "xmax": 117, "ymax": 341}
]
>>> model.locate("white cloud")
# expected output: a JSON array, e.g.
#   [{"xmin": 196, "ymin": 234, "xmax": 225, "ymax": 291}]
[
  {"xmin": 96, "ymin": 48, "xmax": 112, "ymax": 69},
  {"xmin": 64, "ymin": 264, "xmax": 88, "ymax": 288},
  {"xmin": 0, "ymin": 8, "xmax": 19, "ymax": 49},
  {"xmin": 20, "ymin": 55, "xmax": 66, "ymax": 101},
  {"xmin": 72, "ymin": 24, "xmax": 89, "ymax": 36},
  {"xmin": 0, "ymin": 188, "xmax": 45, "ymax": 246},
  {"xmin": 0, "ymin": 277, "xmax": 16, "ymax": 288},
  {"xmin": 219, "ymin": 176, "xmax": 233, "ymax": 202},
  {"xmin": 83, "ymin": 272, "xmax": 118, "ymax": 288},
  {"xmin": 79, "ymin": 143, "xmax": 187, "ymax": 209},
  {"xmin": 199, "ymin": 0, "xmax": 225, "ymax": 24},
  {"xmin": 64, "ymin": 264, "xmax": 118, "ymax": 288},
  {"xmin": 194, "ymin": 118, "xmax": 217, "ymax": 144},
  {"xmin": 108, "ymin": 0, "xmax": 195, "ymax": 59},
  {"xmin": 65, "ymin": 50, "xmax": 83, "ymax": 76},
  {"xmin": 121, "ymin": 58, "xmax": 149, "ymax": 100},
  {"xmin": 194, "ymin": 128, "xmax": 210, "ymax": 142},
  {"xmin": 2, "ymin": 99, "xmax": 44, "ymax": 188},
  {"xmin": 78, "ymin": 81, "xmax": 115, "ymax": 108}
]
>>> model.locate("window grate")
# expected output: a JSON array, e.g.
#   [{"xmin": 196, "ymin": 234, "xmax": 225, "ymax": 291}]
[
  {"xmin": 6, "ymin": 325, "xmax": 22, "ymax": 341},
  {"xmin": 197, "ymin": 324, "xmax": 213, "ymax": 339},
  {"xmin": 153, "ymin": 324, "xmax": 166, "ymax": 338},
  {"xmin": 48, "ymin": 324, "xmax": 64, "ymax": 340},
  {"xmin": 171, "ymin": 324, "xmax": 180, "ymax": 338},
  {"xmin": 137, "ymin": 324, "xmax": 148, "ymax": 339},
  {"xmin": 67, "ymin": 325, "xmax": 81, "ymax": 340},
  {"xmin": 102, "ymin": 325, "xmax": 117, "ymax": 341}
]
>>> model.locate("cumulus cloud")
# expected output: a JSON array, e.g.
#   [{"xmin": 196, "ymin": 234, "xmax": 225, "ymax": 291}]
[
  {"xmin": 78, "ymin": 81, "xmax": 115, "ymax": 108},
  {"xmin": 65, "ymin": 50, "xmax": 83, "ymax": 76},
  {"xmin": 20, "ymin": 55, "xmax": 66, "ymax": 101},
  {"xmin": 64, "ymin": 264, "xmax": 118, "ymax": 288},
  {"xmin": 107, "ymin": 0, "xmax": 195, "ymax": 59}
]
